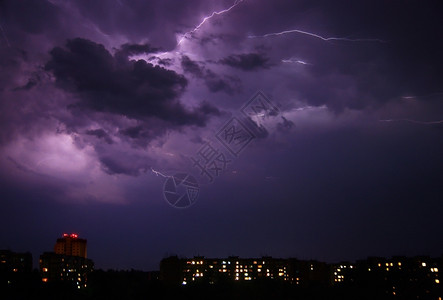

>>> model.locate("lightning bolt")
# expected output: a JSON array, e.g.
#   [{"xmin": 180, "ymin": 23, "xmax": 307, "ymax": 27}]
[
  {"xmin": 248, "ymin": 29, "xmax": 385, "ymax": 43},
  {"xmin": 177, "ymin": 0, "xmax": 244, "ymax": 46},
  {"xmin": 151, "ymin": 167, "xmax": 171, "ymax": 178},
  {"xmin": 379, "ymin": 119, "xmax": 443, "ymax": 125},
  {"xmin": 281, "ymin": 58, "xmax": 311, "ymax": 65}
]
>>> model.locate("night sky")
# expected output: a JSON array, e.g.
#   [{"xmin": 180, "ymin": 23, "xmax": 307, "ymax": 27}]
[{"xmin": 1, "ymin": 0, "xmax": 442, "ymax": 271}]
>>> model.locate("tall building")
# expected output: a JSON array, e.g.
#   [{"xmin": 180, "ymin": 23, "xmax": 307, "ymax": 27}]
[
  {"xmin": 40, "ymin": 233, "xmax": 93, "ymax": 288},
  {"xmin": 54, "ymin": 233, "xmax": 87, "ymax": 258}
]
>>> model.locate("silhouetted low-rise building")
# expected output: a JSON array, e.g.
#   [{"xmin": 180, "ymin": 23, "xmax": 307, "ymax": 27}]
[
  {"xmin": 160, "ymin": 256, "xmax": 330, "ymax": 286},
  {"xmin": 0, "ymin": 250, "xmax": 33, "ymax": 288},
  {"xmin": 160, "ymin": 254, "xmax": 442, "ymax": 299},
  {"xmin": 39, "ymin": 252, "xmax": 94, "ymax": 288}
]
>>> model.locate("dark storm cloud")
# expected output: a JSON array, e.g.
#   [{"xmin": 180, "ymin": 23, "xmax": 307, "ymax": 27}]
[
  {"xmin": 45, "ymin": 38, "xmax": 218, "ymax": 127},
  {"xmin": 181, "ymin": 55, "xmax": 204, "ymax": 77},
  {"xmin": 85, "ymin": 129, "xmax": 113, "ymax": 144},
  {"xmin": 114, "ymin": 42, "xmax": 159, "ymax": 63},
  {"xmin": 277, "ymin": 116, "xmax": 295, "ymax": 133},
  {"xmin": 181, "ymin": 55, "xmax": 241, "ymax": 94},
  {"xmin": 118, "ymin": 124, "xmax": 168, "ymax": 147},
  {"xmin": 1, "ymin": 0, "xmax": 443, "ymax": 272},
  {"xmin": 99, "ymin": 155, "xmax": 149, "ymax": 176},
  {"xmin": 219, "ymin": 53, "xmax": 270, "ymax": 71},
  {"xmin": 116, "ymin": 43, "xmax": 159, "ymax": 56}
]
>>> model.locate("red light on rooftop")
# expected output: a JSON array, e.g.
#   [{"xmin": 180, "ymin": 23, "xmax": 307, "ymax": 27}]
[{"xmin": 62, "ymin": 233, "xmax": 79, "ymax": 238}]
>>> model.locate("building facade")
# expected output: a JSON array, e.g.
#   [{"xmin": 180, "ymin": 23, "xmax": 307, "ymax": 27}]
[
  {"xmin": 0, "ymin": 250, "xmax": 33, "ymax": 288},
  {"xmin": 54, "ymin": 233, "xmax": 87, "ymax": 258},
  {"xmin": 160, "ymin": 255, "xmax": 442, "ymax": 298},
  {"xmin": 40, "ymin": 233, "xmax": 93, "ymax": 288}
]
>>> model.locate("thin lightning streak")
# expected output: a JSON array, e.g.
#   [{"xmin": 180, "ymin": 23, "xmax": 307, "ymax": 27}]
[
  {"xmin": 281, "ymin": 58, "xmax": 310, "ymax": 65},
  {"xmin": 401, "ymin": 92, "xmax": 443, "ymax": 100},
  {"xmin": 177, "ymin": 0, "xmax": 244, "ymax": 45},
  {"xmin": 379, "ymin": 119, "xmax": 443, "ymax": 125},
  {"xmin": 151, "ymin": 167, "xmax": 171, "ymax": 178},
  {"xmin": 293, "ymin": 105, "xmax": 327, "ymax": 111},
  {"xmin": 151, "ymin": 168, "xmax": 201, "ymax": 187},
  {"xmin": 248, "ymin": 29, "xmax": 385, "ymax": 43}
]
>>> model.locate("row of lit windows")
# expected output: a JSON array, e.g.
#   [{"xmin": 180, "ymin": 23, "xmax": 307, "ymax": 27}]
[{"xmin": 187, "ymin": 260, "xmax": 269, "ymax": 266}]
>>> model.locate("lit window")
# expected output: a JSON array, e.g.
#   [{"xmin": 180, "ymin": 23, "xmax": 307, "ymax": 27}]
[
  {"xmin": 43, "ymin": 268, "xmax": 48, "ymax": 272},
  {"xmin": 182, "ymin": 281, "xmax": 187, "ymax": 285},
  {"xmin": 368, "ymin": 268, "xmax": 371, "ymax": 271},
  {"xmin": 398, "ymin": 262, "xmax": 401, "ymax": 266},
  {"xmin": 42, "ymin": 278, "xmax": 48, "ymax": 282},
  {"xmin": 390, "ymin": 263, "xmax": 393, "ymax": 267},
  {"xmin": 436, "ymin": 279, "xmax": 440, "ymax": 284},
  {"xmin": 422, "ymin": 262, "xmax": 426, "ymax": 267}
]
